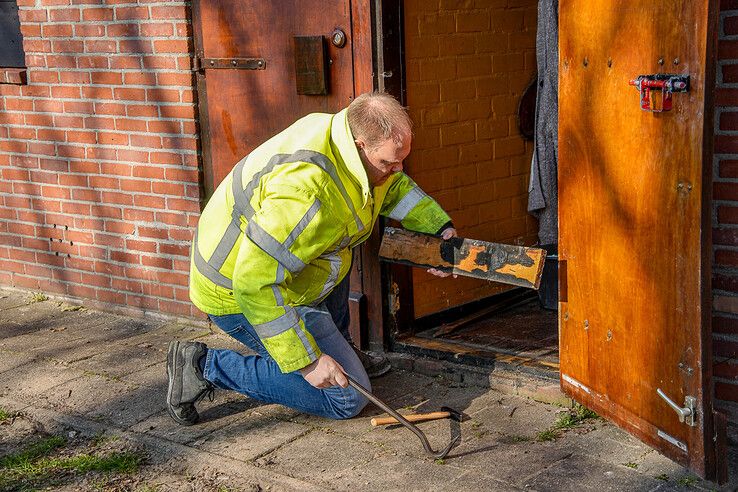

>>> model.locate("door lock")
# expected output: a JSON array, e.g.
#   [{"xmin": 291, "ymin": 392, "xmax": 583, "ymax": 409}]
[
  {"xmin": 656, "ymin": 388, "xmax": 697, "ymax": 427},
  {"xmin": 628, "ymin": 74, "xmax": 689, "ymax": 112},
  {"xmin": 331, "ymin": 28, "xmax": 347, "ymax": 48}
]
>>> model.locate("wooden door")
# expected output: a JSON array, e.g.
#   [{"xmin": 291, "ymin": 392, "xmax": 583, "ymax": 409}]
[
  {"xmin": 558, "ymin": 1, "xmax": 725, "ymax": 480},
  {"xmin": 192, "ymin": 1, "xmax": 375, "ymax": 346}
]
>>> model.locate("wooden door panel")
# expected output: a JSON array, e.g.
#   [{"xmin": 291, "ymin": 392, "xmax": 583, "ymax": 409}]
[
  {"xmin": 559, "ymin": 0, "xmax": 720, "ymax": 478},
  {"xmin": 193, "ymin": 1, "xmax": 371, "ymax": 346},
  {"xmin": 195, "ymin": 1, "xmax": 354, "ymax": 191}
]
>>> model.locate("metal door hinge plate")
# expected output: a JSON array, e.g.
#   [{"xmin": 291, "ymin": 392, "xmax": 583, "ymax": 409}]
[{"xmin": 193, "ymin": 57, "xmax": 266, "ymax": 72}]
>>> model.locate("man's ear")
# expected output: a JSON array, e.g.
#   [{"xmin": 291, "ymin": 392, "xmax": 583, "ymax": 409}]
[{"xmin": 354, "ymin": 139, "xmax": 366, "ymax": 152}]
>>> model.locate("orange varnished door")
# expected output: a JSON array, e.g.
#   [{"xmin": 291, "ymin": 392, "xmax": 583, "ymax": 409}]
[
  {"xmin": 192, "ymin": 1, "xmax": 374, "ymax": 345},
  {"xmin": 559, "ymin": 0, "xmax": 725, "ymax": 480}
]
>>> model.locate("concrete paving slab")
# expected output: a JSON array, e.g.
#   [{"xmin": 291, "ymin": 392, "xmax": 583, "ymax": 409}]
[
  {"xmin": 0, "ymin": 357, "xmax": 84, "ymax": 403},
  {"xmin": 196, "ymin": 412, "xmax": 311, "ymax": 461},
  {"xmin": 523, "ymin": 452, "xmax": 667, "ymax": 491},
  {"xmin": 0, "ymin": 349, "xmax": 39, "ymax": 373},
  {"xmin": 440, "ymin": 471, "xmax": 525, "ymax": 492},
  {"xmin": 444, "ymin": 437, "xmax": 572, "ymax": 485},
  {"xmin": 254, "ymin": 428, "xmax": 385, "ymax": 486},
  {"xmin": 131, "ymin": 389, "xmax": 264, "ymax": 445},
  {"xmin": 467, "ymin": 396, "xmax": 562, "ymax": 441},
  {"xmin": 328, "ymin": 450, "xmax": 467, "ymax": 491},
  {"xmin": 0, "ymin": 310, "xmax": 114, "ymax": 354},
  {"xmin": 568, "ymin": 420, "xmax": 654, "ymax": 467},
  {"xmin": 0, "ymin": 290, "xmax": 29, "ymax": 310}
]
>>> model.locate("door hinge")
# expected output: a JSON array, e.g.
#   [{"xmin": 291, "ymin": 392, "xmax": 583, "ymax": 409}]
[
  {"xmin": 657, "ymin": 388, "xmax": 697, "ymax": 427},
  {"xmin": 193, "ymin": 57, "xmax": 266, "ymax": 72}
]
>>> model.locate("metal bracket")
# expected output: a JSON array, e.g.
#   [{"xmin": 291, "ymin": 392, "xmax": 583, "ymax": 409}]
[
  {"xmin": 628, "ymin": 74, "xmax": 689, "ymax": 112},
  {"xmin": 193, "ymin": 57, "xmax": 266, "ymax": 72},
  {"xmin": 657, "ymin": 388, "xmax": 697, "ymax": 427}
]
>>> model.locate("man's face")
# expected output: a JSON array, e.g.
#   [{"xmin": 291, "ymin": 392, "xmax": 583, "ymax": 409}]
[{"xmin": 356, "ymin": 133, "xmax": 411, "ymax": 187}]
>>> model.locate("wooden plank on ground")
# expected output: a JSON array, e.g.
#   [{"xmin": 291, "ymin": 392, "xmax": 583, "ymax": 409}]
[{"xmin": 378, "ymin": 227, "xmax": 546, "ymax": 289}]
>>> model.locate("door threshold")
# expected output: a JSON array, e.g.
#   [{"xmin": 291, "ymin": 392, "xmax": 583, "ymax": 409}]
[
  {"xmin": 386, "ymin": 338, "xmax": 567, "ymax": 406},
  {"xmin": 392, "ymin": 335, "xmax": 558, "ymax": 376}
]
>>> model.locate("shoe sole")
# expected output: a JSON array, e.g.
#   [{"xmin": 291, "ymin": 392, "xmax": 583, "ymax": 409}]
[{"xmin": 166, "ymin": 340, "xmax": 198, "ymax": 426}]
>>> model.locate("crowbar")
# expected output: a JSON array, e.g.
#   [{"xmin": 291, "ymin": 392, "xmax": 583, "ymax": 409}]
[{"xmin": 347, "ymin": 375, "xmax": 460, "ymax": 459}]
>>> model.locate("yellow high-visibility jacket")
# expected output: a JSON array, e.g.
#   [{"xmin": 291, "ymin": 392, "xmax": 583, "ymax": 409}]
[{"xmin": 189, "ymin": 109, "xmax": 451, "ymax": 373}]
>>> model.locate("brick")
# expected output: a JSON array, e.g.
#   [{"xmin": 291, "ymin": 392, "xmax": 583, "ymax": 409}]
[
  {"xmin": 50, "ymin": 8, "xmax": 81, "ymax": 22},
  {"xmin": 716, "ymin": 382, "xmax": 738, "ymax": 403},
  {"xmin": 127, "ymin": 104, "xmax": 159, "ymax": 117},
  {"xmin": 440, "ymin": 79, "xmax": 476, "ymax": 101},
  {"xmin": 115, "ymin": 6, "xmax": 148, "ymax": 20},
  {"xmin": 52, "ymin": 39, "xmax": 84, "ymax": 53},
  {"xmin": 151, "ymin": 5, "xmax": 188, "ymax": 20},
  {"xmin": 139, "ymin": 22, "xmax": 174, "ymax": 37},
  {"xmin": 75, "ymin": 24, "xmax": 106, "ymax": 37},
  {"xmin": 456, "ymin": 11, "xmax": 489, "ymax": 32},
  {"xmin": 156, "ymin": 72, "xmax": 194, "ymax": 86},
  {"xmin": 142, "ymin": 55, "xmax": 177, "ymax": 69},
  {"xmin": 43, "ymin": 23, "xmax": 74, "ymax": 37},
  {"xmin": 91, "ymin": 71, "xmax": 123, "ymax": 85},
  {"xmin": 418, "ymin": 13, "xmax": 455, "ymax": 35},
  {"xmin": 154, "ymin": 39, "xmax": 190, "ymax": 53},
  {"xmin": 119, "ymin": 40, "xmax": 154, "ymax": 54},
  {"xmin": 725, "ymin": 15, "xmax": 738, "ymax": 36},
  {"xmin": 716, "ymin": 248, "xmax": 738, "ymax": 267},
  {"xmin": 106, "ymin": 23, "xmax": 138, "ymax": 37},
  {"xmin": 111, "ymin": 55, "xmax": 142, "ymax": 70},
  {"xmin": 126, "ymin": 72, "xmax": 158, "ymax": 86},
  {"xmin": 718, "ymin": 206, "xmax": 738, "ymax": 224},
  {"xmin": 714, "ymin": 183, "xmax": 738, "ymax": 201},
  {"xmin": 456, "ymin": 55, "xmax": 493, "ymax": 78}
]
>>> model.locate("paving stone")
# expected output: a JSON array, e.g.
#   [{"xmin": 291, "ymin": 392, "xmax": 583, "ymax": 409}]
[
  {"xmin": 0, "ymin": 350, "xmax": 39, "ymax": 374},
  {"xmin": 254, "ymin": 429, "xmax": 384, "ymax": 485},
  {"xmin": 328, "ymin": 450, "xmax": 467, "ymax": 491},
  {"xmin": 196, "ymin": 412, "xmax": 311, "ymax": 461},
  {"xmin": 568, "ymin": 420, "xmax": 654, "ymax": 466},
  {"xmin": 0, "ymin": 358, "xmax": 84, "ymax": 403},
  {"xmin": 0, "ymin": 290, "xmax": 28, "ymax": 310},
  {"xmin": 35, "ymin": 363, "xmax": 164, "ymax": 427},
  {"xmin": 440, "ymin": 471, "xmax": 524, "ymax": 492},
  {"xmin": 467, "ymin": 396, "xmax": 562, "ymax": 441},
  {"xmin": 444, "ymin": 436, "xmax": 572, "ymax": 485},
  {"xmin": 0, "ymin": 310, "xmax": 115, "ymax": 355},
  {"xmin": 523, "ymin": 453, "xmax": 666, "ymax": 491},
  {"xmin": 131, "ymin": 388, "xmax": 265, "ymax": 445}
]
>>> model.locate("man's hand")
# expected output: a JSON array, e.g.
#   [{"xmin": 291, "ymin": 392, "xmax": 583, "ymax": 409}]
[
  {"xmin": 300, "ymin": 354, "xmax": 349, "ymax": 389},
  {"xmin": 428, "ymin": 227, "xmax": 458, "ymax": 278}
]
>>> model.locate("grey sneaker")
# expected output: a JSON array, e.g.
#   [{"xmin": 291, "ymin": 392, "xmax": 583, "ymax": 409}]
[
  {"xmin": 353, "ymin": 346, "xmax": 391, "ymax": 378},
  {"xmin": 166, "ymin": 340, "xmax": 214, "ymax": 426}
]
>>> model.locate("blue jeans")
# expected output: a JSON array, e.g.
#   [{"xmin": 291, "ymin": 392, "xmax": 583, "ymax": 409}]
[{"xmin": 203, "ymin": 276, "xmax": 370, "ymax": 419}]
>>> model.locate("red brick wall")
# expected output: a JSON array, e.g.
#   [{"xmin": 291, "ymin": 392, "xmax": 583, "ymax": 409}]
[
  {"xmin": 0, "ymin": 1, "xmax": 200, "ymax": 317},
  {"xmin": 404, "ymin": 0, "xmax": 539, "ymax": 317},
  {"xmin": 714, "ymin": 0, "xmax": 738, "ymax": 416}
]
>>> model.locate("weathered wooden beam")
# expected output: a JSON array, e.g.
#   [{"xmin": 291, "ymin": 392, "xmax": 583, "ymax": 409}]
[{"xmin": 379, "ymin": 227, "xmax": 546, "ymax": 290}]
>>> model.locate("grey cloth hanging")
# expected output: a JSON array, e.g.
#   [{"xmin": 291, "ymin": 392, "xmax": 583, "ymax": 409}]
[{"xmin": 527, "ymin": 0, "xmax": 559, "ymax": 246}]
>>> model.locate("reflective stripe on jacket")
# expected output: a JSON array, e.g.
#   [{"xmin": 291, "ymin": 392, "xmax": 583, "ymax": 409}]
[{"xmin": 189, "ymin": 109, "xmax": 451, "ymax": 373}]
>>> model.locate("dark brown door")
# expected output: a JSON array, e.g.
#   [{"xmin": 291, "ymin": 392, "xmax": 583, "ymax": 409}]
[
  {"xmin": 192, "ymin": 1, "xmax": 374, "ymax": 346},
  {"xmin": 558, "ymin": 0, "xmax": 724, "ymax": 480}
]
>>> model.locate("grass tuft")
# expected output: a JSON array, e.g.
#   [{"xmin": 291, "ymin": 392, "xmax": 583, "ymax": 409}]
[
  {"xmin": 535, "ymin": 404, "xmax": 599, "ymax": 442},
  {"xmin": 28, "ymin": 292, "xmax": 48, "ymax": 303},
  {"xmin": 0, "ymin": 434, "xmax": 143, "ymax": 490},
  {"xmin": 0, "ymin": 408, "xmax": 20, "ymax": 423}
]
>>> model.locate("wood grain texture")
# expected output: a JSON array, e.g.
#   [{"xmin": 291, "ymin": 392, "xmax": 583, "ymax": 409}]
[
  {"xmin": 558, "ymin": 0, "xmax": 719, "ymax": 478},
  {"xmin": 379, "ymin": 227, "xmax": 546, "ymax": 289}
]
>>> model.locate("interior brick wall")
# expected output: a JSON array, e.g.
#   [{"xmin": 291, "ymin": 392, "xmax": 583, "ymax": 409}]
[
  {"xmin": 0, "ymin": 0, "xmax": 200, "ymax": 318},
  {"xmin": 714, "ymin": 0, "xmax": 738, "ymax": 417},
  {"xmin": 403, "ymin": 0, "xmax": 539, "ymax": 317}
]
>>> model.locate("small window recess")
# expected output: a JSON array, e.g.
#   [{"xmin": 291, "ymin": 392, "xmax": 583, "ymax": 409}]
[{"xmin": 0, "ymin": 0, "xmax": 27, "ymax": 85}]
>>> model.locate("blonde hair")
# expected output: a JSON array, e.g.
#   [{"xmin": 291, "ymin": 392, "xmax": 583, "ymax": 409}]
[{"xmin": 347, "ymin": 92, "xmax": 412, "ymax": 150}]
